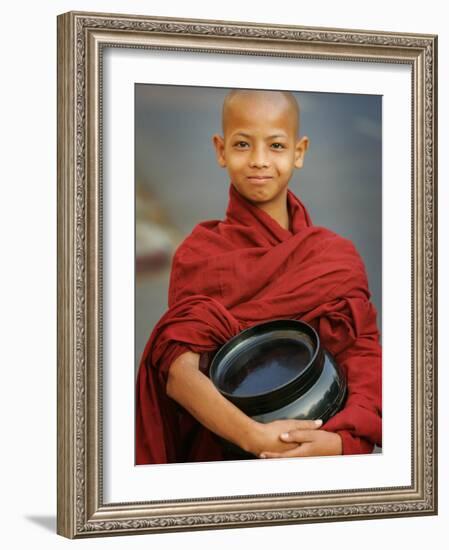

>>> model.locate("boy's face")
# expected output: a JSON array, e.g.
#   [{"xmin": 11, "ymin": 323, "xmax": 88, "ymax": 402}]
[{"xmin": 212, "ymin": 91, "xmax": 308, "ymax": 210}]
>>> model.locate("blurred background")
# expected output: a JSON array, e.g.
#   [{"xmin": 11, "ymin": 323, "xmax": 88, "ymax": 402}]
[{"xmin": 135, "ymin": 85, "xmax": 382, "ymax": 371}]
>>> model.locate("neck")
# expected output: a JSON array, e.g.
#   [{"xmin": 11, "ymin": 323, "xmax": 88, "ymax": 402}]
[{"xmin": 257, "ymin": 197, "xmax": 290, "ymax": 231}]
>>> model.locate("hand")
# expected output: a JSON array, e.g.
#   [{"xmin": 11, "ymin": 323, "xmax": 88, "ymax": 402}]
[
  {"xmin": 246, "ymin": 419, "xmax": 323, "ymax": 456},
  {"xmin": 259, "ymin": 428, "xmax": 342, "ymax": 458}
]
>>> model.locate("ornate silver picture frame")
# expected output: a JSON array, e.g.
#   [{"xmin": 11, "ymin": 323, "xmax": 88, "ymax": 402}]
[{"xmin": 57, "ymin": 11, "xmax": 437, "ymax": 538}]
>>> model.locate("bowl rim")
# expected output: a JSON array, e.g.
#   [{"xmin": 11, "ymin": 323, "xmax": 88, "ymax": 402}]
[{"xmin": 209, "ymin": 318, "xmax": 323, "ymax": 403}]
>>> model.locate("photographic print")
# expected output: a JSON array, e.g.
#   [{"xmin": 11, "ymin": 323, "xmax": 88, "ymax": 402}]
[{"xmin": 134, "ymin": 85, "xmax": 382, "ymax": 465}]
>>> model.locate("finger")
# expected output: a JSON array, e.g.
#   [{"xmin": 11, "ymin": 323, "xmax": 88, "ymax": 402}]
[
  {"xmin": 291, "ymin": 443, "xmax": 314, "ymax": 457},
  {"xmin": 280, "ymin": 429, "xmax": 318, "ymax": 443},
  {"xmin": 260, "ymin": 446, "xmax": 306, "ymax": 459},
  {"xmin": 287, "ymin": 419, "xmax": 323, "ymax": 431}
]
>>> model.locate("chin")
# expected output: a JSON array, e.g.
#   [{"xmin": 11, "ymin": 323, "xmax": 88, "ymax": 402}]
[
  {"xmin": 247, "ymin": 192, "xmax": 271, "ymax": 204},
  {"xmin": 233, "ymin": 183, "xmax": 277, "ymax": 205}
]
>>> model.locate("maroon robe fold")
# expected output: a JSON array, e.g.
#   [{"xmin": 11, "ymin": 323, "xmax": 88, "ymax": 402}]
[{"xmin": 136, "ymin": 184, "xmax": 382, "ymax": 464}]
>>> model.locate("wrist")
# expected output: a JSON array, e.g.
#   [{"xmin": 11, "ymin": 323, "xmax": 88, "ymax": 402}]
[{"xmin": 239, "ymin": 419, "xmax": 265, "ymax": 455}]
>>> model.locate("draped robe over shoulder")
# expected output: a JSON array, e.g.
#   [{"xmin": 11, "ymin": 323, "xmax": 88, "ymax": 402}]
[{"xmin": 136, "ymin": 184, "xmax": 382, "ymax": 464}]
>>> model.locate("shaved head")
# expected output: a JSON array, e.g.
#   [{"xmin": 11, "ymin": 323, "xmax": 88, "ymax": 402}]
[{"xmin": 222, "ymin": 89, "xmax": 300, "ymax": 138}]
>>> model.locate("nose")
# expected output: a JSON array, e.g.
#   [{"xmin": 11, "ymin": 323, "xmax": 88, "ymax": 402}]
[{"xmin": 249, "ymin": 144, "xmax": 270, "ymax": 168}]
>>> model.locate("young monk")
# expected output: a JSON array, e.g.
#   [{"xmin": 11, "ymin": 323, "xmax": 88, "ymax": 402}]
[{"xmin": 136, "ymin": 89, "xmax": 382, "ymax": 464}]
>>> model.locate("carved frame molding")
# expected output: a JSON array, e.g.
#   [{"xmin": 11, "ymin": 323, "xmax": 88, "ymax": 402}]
[{"xmin": 57, "ymin": 11, "xmax": 437, "ymax": 538}]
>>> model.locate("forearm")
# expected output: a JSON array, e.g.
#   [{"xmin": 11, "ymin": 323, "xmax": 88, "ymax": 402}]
[{"xmin": 166, "ymin": 351, "xmax": 259, "ymax": 453}]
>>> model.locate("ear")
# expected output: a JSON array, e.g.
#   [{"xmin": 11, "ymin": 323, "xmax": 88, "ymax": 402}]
[
  {"xmin": 294, "ymin": 136, "xmax": 309, "ymax": 169},
  {"xmin": 212, "ymin": 134, "xmax": 227, "ymax": 167}
]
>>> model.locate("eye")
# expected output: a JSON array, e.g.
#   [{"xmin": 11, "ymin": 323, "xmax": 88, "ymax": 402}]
[
  {"xmin": 271, "ymin": 142, "xmax": 286, "ymax": 150},
  {"xmin": 234, "ymin": 141, "xmax": 249, "ymax": 148}
]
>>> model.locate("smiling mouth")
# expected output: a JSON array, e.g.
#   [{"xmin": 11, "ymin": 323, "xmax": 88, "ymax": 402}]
[{"xmin": 246, "ymin": 176, "xmax": 273, "ymax": 183}]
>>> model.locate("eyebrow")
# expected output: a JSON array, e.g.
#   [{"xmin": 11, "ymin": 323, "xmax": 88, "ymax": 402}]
[{"xmin": 232, "ymin": 132, "xmax": 288, "ymax": 139}]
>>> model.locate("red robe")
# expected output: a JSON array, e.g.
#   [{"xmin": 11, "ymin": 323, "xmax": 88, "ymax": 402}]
[{"xmin": 136, "ymin": 184, "xmax": 382, "ymax": 464}]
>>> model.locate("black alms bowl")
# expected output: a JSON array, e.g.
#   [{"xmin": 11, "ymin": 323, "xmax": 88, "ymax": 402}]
[{"xmin": 209, "ymin": 319, "xmax": 346, "ymax": 426}]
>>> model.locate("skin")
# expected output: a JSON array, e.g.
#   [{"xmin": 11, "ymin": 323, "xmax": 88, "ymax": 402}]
[
  {"xmin": 212, "ymin": 90, "xmax": 309, "ymax": 230},
  {"xmin": 167, "ymin": 90, "xmax": 342, "ymax": 459},
  {"xmin": 166, "ymin": 351, "xmax": 323, "ymax": 456},
  {"xmin": 260, "ymin": 428, "xmax": 342, "ymax": 459}
]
